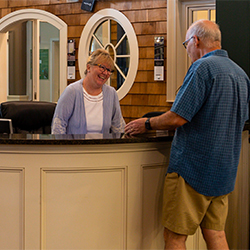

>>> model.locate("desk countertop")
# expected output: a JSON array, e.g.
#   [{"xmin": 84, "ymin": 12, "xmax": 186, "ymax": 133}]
[
  {"xmin": 1, "ymin": 122, "xmax": 249, "ymax": 145},
  {"xmin": 0, "ymin": 131, "xmax": 174, "ymax": 145}
]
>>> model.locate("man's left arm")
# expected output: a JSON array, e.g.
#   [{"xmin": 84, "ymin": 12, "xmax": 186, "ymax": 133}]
[{"xmin": 124, "ymin": 111, "xmax": 188, "ymax": 135}]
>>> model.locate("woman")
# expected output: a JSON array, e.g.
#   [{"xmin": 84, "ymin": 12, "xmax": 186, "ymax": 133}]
[{"xmin": 52, "ymin": 49, "xmax": 125, "ymax": 134}]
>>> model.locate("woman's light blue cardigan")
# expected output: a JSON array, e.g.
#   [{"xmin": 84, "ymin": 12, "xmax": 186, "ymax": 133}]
[{"xmin": 51, "ymin": 79, "xmax": 125, "ymax": 134}]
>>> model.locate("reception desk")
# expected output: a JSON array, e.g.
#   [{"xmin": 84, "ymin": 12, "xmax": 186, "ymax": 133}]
[{"xmin": 0, "ymin": 131, "xmax": 248, "ymax": 250}]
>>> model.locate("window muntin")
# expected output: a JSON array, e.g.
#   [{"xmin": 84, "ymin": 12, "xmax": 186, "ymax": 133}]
[{"xmin": 189, "ymin": 6, "xmax": 216, "ymax": 23}]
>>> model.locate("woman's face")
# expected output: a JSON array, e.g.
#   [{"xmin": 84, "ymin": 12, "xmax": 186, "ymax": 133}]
[{"xmin": 88, "ymin": 61, "xmax": 113, "ymax": 88}]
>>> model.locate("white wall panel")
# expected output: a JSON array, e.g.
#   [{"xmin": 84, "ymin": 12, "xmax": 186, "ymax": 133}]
[
  {"xmin": 41, "ymin": 167, "xmax": 127, "ymax": 250},
  {"xmin": 0, "ymin": 168, "xmax": 24, "ymax": 250},
  {"xmin": 141, "ymin": 164, "xmax": 167, "ymax": 249}
]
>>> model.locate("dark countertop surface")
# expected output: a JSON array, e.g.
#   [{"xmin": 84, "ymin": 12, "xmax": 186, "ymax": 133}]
[
  {"xmin": 0, "ymin": 131, "xmax": 174, "ymax": 145},
  {"xmin": 0, "ymin": 122, "xmax": 249, "ymax": 145}
]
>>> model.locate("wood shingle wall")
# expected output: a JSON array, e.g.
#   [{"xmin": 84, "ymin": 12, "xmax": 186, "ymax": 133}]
[{"xmin": 0, "ymin": 0, "xmax": 172, "ymax": 123}]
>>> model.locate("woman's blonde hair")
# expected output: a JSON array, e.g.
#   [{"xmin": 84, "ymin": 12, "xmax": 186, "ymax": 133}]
[{"xmin": 84, "ymin": 49, "xmax": 115, "ymax": 75}]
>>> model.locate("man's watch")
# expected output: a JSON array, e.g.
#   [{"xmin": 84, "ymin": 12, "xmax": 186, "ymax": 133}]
[{"xmin": 145, "ymin": 118, "xmax": 152, "ymax": 130}]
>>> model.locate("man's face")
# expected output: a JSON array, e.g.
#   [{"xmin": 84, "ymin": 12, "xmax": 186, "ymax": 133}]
[{"xmin": 185, "ymin": 33, "xmax": 200, "ymax": 63}]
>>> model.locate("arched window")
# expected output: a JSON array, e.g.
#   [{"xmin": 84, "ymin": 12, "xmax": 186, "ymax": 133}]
[
  {"xmin": 78, "ymin": 9, "xmax": 139, "ymax": 100},
  {"xmin": 0, "ymin": 9, "xmax": 67, "ymax": 102}
]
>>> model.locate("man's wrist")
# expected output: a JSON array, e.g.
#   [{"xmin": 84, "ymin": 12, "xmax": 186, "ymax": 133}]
[{"xmin": 145, "ymin": 118, "xmax": 152, "ymax": 130}]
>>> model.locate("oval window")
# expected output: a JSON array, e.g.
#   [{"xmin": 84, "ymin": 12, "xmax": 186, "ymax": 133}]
[{"xmin": 78, "ymin": 8, "xmax": 138, "ymax": 100}]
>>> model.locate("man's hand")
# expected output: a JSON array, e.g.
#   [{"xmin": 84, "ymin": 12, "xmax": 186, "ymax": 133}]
[{"xmin": 125, "ymin": 118, "xmax": 147, "ymax": 135}]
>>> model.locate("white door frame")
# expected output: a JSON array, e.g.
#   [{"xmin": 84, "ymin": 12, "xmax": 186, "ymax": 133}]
[{"xmin": 50, "ymin": 38, "xmax": 60, "ymax": 102}]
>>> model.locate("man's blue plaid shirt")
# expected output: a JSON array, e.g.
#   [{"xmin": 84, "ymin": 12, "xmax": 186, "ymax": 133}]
[{"xmin": 168, "ymin": 49, "xmax": 250, "ymax": 196}]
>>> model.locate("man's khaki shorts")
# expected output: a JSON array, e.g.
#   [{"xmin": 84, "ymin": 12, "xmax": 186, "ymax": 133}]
[{"xmin": 162, "ymin": 172, "xmax": 229, "ymax": 235}]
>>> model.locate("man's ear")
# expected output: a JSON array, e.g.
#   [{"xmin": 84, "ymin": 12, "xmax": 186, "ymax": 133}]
[{"xmin": 193, "ymin": 35, "xmax": 200, "ymax": 47}]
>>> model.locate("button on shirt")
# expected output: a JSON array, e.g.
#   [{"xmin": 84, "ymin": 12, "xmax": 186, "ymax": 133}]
[{"xmin": 168, "ymin": 49, "xmax": 250, "ymax": 196}]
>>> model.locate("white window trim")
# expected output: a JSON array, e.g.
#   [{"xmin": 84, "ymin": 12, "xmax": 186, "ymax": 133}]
[
  {"xmin": 166, "ymin": 0, "xmax": 215, "ymax": 102},
  {"xmin": 78, "ymin": 8, "xmax": 139, "ymax": 101},
  {"xmin": 0, "ymin": 9, "xmax": 67, "ymax": 102}
]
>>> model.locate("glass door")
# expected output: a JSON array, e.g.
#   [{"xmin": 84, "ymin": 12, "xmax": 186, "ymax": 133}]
[
  {"xmin": 8, "ymin": 20, "xmax": 60, "ymax": 102},
  {"xmin": 39, "ymin": 22, "xmax": 59, "ymax": 102},
  {"xmin": 8, "ymin": 21, "xmax": 30, "ymax": 101}
]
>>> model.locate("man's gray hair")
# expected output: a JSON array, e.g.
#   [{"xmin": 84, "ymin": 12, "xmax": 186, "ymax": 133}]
[{"xmin": 187, "ymin": 19, "xmax": 221, "ymax": 49}]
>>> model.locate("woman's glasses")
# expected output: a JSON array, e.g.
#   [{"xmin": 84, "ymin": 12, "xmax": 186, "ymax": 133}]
[{"xmin": 93, "ymin": 64, "xmax": 114, "ymax": 75}]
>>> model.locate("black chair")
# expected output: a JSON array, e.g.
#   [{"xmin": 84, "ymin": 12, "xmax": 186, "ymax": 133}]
[
  {"xmin": 0, "ymin": 118, "xmax": 13, "ymax": 134},
  {"xmin": 0, "ymin": 101, "xmax": 56, "ymax": 134},
  {"xmin": 142, "ymin": 111, "xmax": 165, "ymax": 118}
]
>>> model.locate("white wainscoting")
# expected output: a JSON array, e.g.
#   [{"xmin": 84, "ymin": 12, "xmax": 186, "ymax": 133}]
[{"xmin": 0, "ymin": 135, "xmax": 247, "ymax": 250}]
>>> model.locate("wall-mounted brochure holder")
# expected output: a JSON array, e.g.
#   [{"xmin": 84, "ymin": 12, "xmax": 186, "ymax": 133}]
[
  {"xmin": 154, "ymin": 36, "xmax": 164, "ymax": 81},
  {"xmin": 67, "ymin": 39, "xmax": 75, "ymax": 79}
]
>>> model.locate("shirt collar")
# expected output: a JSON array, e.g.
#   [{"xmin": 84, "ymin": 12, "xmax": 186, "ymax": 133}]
[{"xmin": 202, "ymin": 49, "xmax": 228, "ymax": 59}]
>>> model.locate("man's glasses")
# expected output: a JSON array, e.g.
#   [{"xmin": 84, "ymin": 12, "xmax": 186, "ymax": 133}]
[
  {"xmin": 182, "ymin": 36, "xmax": 194, "ymax": 49},
  {"xmin": 93, "ymin": 64, "xmax": 114, "ymax": 75}
]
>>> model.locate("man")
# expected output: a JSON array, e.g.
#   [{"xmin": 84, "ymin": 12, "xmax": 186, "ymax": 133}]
[{"xmin": 125, "ymin": 19, "xmax": 250, "ymax": 250}]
